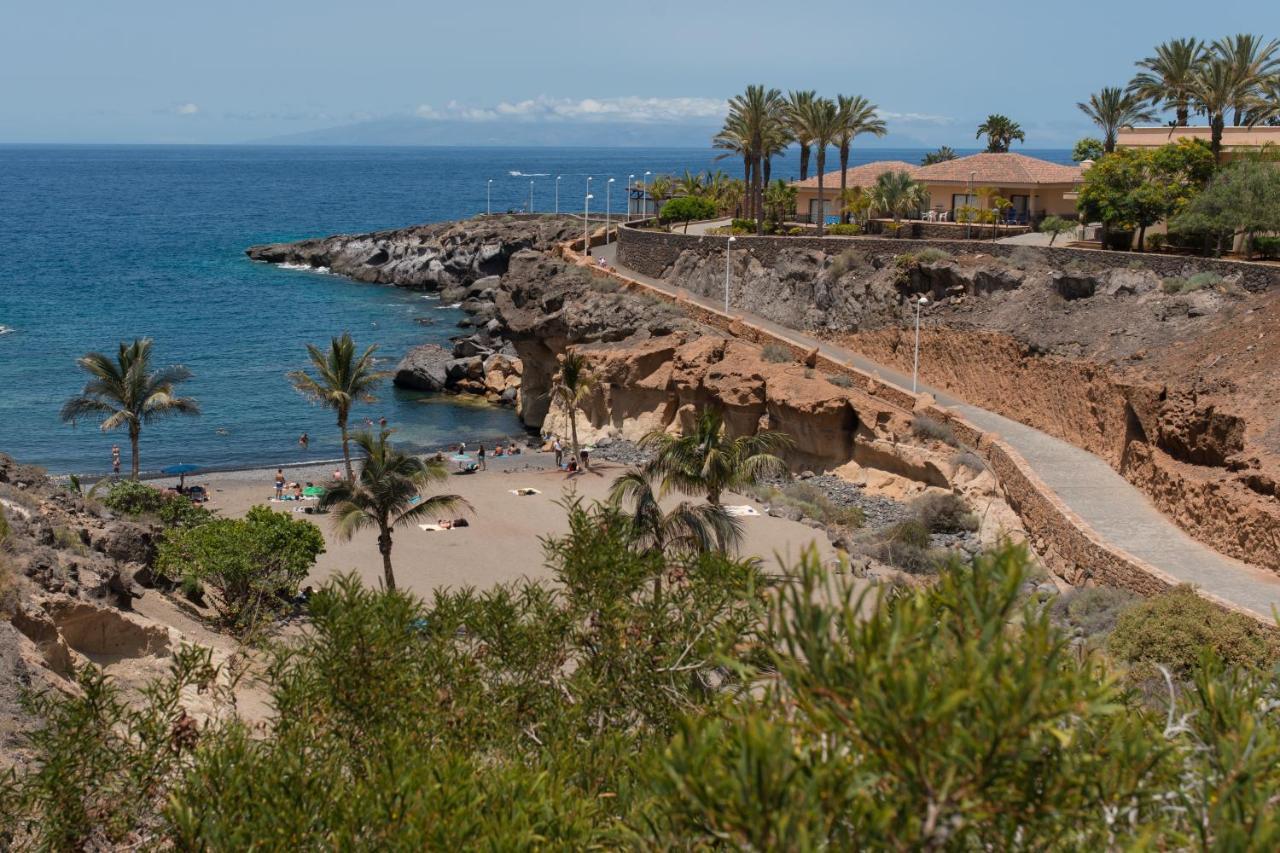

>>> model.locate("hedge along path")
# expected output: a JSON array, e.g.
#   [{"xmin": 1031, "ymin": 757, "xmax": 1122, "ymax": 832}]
[{"xmin": 573, "ymin": 236, "xmax": 1280, "ymax": 626}]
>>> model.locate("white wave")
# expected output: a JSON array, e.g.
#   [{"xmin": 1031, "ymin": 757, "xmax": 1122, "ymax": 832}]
[
  {"xmin": 436, "ymin": 302, "xmax": 462, "ymax": 310},
  {"xmin": 277, "ymin": 262, "xmax": 332, "ymax": 275},
  {"xmin": 419, "ymin": 293, "xmax": 441, "ymax": 300},
  {"xmin": 508, "ymin": 171, "xmax": 550, "ymax": 177},
  {"xmin": 0, "ymin": 325, "xmax": 13, "ymax": 336}
]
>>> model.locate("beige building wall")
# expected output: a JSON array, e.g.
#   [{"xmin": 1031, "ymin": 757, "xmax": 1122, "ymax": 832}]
[{"xmin": 794, "ymin": 183, "xmax": 1079, "ymax": 220}]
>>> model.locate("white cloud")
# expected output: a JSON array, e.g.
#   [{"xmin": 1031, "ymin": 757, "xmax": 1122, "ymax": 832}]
[
  {"xmin": 414, "ymin": 95, "xmax": 728, "ymax": 124},
  {"xmin": 174, "ymin": 102, "xmax": 199, "ymax": 116},
  {"xmin": 880, "ymin": 110, "xmax": 953, "ymax": 125}
]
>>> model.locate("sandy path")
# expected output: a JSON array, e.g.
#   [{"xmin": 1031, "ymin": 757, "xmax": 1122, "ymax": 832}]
[{"xmin": 154, "ymin": 452, "xmax": 836, "ymax": 598}]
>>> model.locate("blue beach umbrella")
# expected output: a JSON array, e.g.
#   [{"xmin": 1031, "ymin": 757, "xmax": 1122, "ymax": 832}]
[{"xmin": 161, "ymin": 462, "xmax": 202, "ymax": 489}]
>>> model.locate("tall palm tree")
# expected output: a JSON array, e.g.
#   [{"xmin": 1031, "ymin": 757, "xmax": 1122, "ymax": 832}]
[
  {"xmin": 549, "ymin": 352, "xmax": 596, "ymax": 471},
  {"xmin": 288, "ymin": 333, "xmax": 386, "ymax": 481},
  {"xmin": 319, "ymin": 430, "xmax": 468, "ymax": 591},
  {"xmin": 976, "ymin": 114, "xmax": 1025, "ymax": 152},
  {"xmin": 1077, "ymin": 87, "xmax": 1156, "ymax": 153},
  {"xmin": 868, "ymin": 170, "xmax": 930, "ymax": 225},
  {"xmin": 608, "ymin": 468, "xmax": 742, "ymax": 556},
  {"xmin": 759, "ymin": 120, "xmax": 791, "ymax": 205},
  {"xmin": 792, "ymin": 97, "xmax": 841, "ymax": 236},
  {"xmin": 784, "ymin": 89, "xmax": 818, "ymax": 181},
  {"xmin": 60, "ymin": 338, "xmax": 199, "ymax": 479},
  {"xmin": 1189, "ymin": 54, "xmax": 1269, "ymax": 162},
  {"xmin": 841, "ymin": 186, "xmax": 872, "ymax": 226},
  {"xmin": 1212, "ymin": 34, "xmax": 1280, "ymax": 125},
  {"xmin": 723, "ymin": 85, "xmax": 788, "ymax": 233},
  {"xmin": 834, "ymin": 95, "xmax": 888, "ymax": 223},
  {"xmin": 1129, "ymin": 37, "xmax": 1207, "ymax": 126},
  {"xmin": 763, "ymin": 178, "xmax": 797, "ymax": 227},
  {"xmin": 639, "ymin": 407, "xmax": 791, "ymax": 506}
]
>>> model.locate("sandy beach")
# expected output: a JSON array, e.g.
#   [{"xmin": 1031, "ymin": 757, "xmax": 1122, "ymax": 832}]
[{"xmin": 147, "ymin": 450, "xmax": 836, "ymax": 597}]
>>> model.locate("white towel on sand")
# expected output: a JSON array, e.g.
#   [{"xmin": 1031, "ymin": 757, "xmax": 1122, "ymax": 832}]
[
  {"xmin": 418, "ymin": 524, "xmax": 450, "ymax": 532},
  {"xmin": 509, "ymin": 488, "xmax": 542, "ymax": 496},
  {"xmin": 724, "ymin": 505, "xmax": 760, "ymax": 517}
]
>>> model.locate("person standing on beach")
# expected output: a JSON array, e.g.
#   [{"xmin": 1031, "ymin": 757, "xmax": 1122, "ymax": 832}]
[
  {"xmin": 553, "ymin": 437, "xmax": 563, "ymax": 469},
  {"xmin": 275, "ymin": 468, "xmax": 285, "ymax": 499},
  {"xmin": 111, "ymin": 445, "xmax": 121, "ymax": 477},
  {"xmin": 477, "ymin": 444, "xmax": 486, "ymax": 471}
]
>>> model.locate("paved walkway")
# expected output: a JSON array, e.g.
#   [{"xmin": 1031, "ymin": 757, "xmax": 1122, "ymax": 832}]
[{"xmin": 595, "ymin": 241, "xmax": 1280, "ymax": 619}]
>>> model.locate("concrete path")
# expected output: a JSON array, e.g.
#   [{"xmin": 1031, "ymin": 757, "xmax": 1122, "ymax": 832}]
[{"xmin": 595, "ymin": 240, "xmax": 1280, "ymax": 619}]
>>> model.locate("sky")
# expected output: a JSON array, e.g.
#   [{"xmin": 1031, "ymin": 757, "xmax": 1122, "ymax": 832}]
[{"xmin": 0, "ymin": 0, "xmax": 1272, "ymax": 147}]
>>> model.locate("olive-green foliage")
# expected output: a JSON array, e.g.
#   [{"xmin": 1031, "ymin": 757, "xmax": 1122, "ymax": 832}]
[
  {"xmin": 1162, "ymin": 271, "xmax": 1224, "ymax": 294},
  {"xmin": 826, "ymin": 373, "xmax": 854, "ymax": 389},
  {"xmin": 1108, "ymin": 584, "xmax": 1280, "ymax": 678},
  {"xmin": 825, "ymin": 248, "xmax": 862, "ymax": 279},
  {"xmin": 824, "ymin": 223, "xmax": 862, "ymax": 236},
  {"xmin": 910, "ymin": 414, "xmax": 958, "ymax": 446},
  {"xmin": 760, "ymin": 343, "xmax": 793, "ymax": 363},
  {"xmin": 101, "ymin": 479, "xmax": 211, "ymax": 529},
  {"xmin": 0, "ymin": 503, "xmax": 9, "ymax": 543},
  {"xmin": 15, "ymin": 523, "xmax": 1280, "ymax": 848},
  {"xmin": 1051, "ymin": 585, "xmax": 1137, "ymax": 641},
  {"xmin": 753, "ymin": 482, "xmax": 865, "ymax": 529},
  {"xmin": 155, "ymin": 505, "xmax": 324, "ymax": 633},
  {"xmin": 658, "ymin": 195, "xmax": 718, "ymax": 231},
  {"xmin": 1039, "ymin": 214, "xmax": 1077, "ymax": 246},
  {"xmin": 913, "ymin": 491, "xmax": 978, "ymax": 533}
]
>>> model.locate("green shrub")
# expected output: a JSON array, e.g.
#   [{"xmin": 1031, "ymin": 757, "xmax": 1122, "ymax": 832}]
[
  {"xmin": 826, "ymin": 249, "xmax": 862, "ymax": 279},
  {"xmin": 1051, "ymin": 586, "xmax": 1137, "ymax": 641},
  {"xmin": 155, "ymin": 505, "xmax": 324, "ymax": 633},
  {"xmin": 731, "ymin": 218, "xmax": 756, "ymax": 232},
  {"xmin": 1038, "ymin": 215, "xmax": 1076, "ymax": 246},
  {"xmin": 760, "ymin": 343, "xmax": 793, "ymax": 363},
  {"xmin": 860, "ymin": 520, "xmax": 941, "ymax": 574},
  {"xmin": 826, "ymin": 223, "xmax": 862, "ymax": 236},
  {"xmin": 1145, "ymin": 233, "xmax": 1168, "ymax": 252},
  {"xmin": 914, "ymin": 247, "xmax": 951, "ymax": 264},
  {"xmin": 660, "ymin": 196, "xmax": 718, "ymax": 231},
  {"xmin": 787, "ymin": 227, "xmax": 806, "ymax": 236},
  {"xmin": 887, "ymin": 519, "xmax": 931, "ymax": 549},
  {"xmin": 913, "ymin": 492, "xmax": 978, "ymax": 534},
  {"xmin": 1108, "ymin": 585, "xmax": 1280, "ymax": 678},
  {"xmin": 910, "ymin": 414, "xmax": 957, "ymax": 446},
  {"xmin": 826, "ymin": 373, "xmax": 854, "ymax": 389},
  {"xmin": 1163, "ymin": 271, "xmax": 1224, "ymax": 294},
  {"xmin": 1252, "ymin": 236, "xmax": 1280, "ymax": 259},
  {"xmin": 101, "ymin": 479, "xmax": 211, "ymax": 529},
  {"xmin": 777, "ymin": 482, "xmax": 865, "ymax": 529},
  {"xmin": 0, "ymin": 504, "xmax": 8, "ymax": 544},
  {"xmin": 590, "ymin": 277, "xmax": 620, "ymax": 294}
]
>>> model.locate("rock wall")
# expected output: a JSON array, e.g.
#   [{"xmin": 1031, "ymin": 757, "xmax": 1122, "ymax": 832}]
[{"xmin": 616, "ymin": 223, "xmax": 1280, "ymax": 292}]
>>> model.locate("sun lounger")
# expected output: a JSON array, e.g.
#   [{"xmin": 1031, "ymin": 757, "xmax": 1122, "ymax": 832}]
[
  {"xmin": 418, "ymin": 524, "xmax": 452, "ymax": 532},
  {"xmin": 509, "ymin": 488, "xmax": 542, "ymax": 496},
  {"xmin": 723, "ymin": 505, "xmax": 760, "ymax": 517}
]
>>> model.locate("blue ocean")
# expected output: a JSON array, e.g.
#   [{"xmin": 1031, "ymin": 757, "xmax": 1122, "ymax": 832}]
[{"xmin": 0, "ymin": 145, "xmax": 1070, "ymax": 475}]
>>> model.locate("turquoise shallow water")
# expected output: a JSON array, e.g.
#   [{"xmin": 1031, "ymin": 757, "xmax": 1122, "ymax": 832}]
[{"xmin": 0, "ymin": 144, "xmax": 1070, "ymax": 475}]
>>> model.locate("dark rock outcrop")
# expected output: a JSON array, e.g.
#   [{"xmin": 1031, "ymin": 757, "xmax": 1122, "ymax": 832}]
[{"xmin": 392, "ymin": 344, "xmax": 452, "ymax": 392}]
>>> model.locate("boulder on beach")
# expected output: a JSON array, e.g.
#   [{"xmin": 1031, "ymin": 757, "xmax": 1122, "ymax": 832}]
[{"xmin": 393, "ymin": 344, "xmax": 452, "ymax": 392}]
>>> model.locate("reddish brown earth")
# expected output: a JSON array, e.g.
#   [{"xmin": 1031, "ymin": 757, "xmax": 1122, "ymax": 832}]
[{"xmin": 838, "ymin": 257, "xmax": 1280, "ymax": 572}]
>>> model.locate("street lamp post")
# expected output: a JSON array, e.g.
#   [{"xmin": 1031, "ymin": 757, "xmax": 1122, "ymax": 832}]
[
  {"xmin": 529, "ymin": 180, "xmax": 534, "ymax": 214},
  {"xmin": 605, "ymin": 178, "xmax": 615, "ymax": 245},
  {"xmin": 584, "ymin": 193, "xmax": 594, "ymax": 256},
  {"xmin": 555, "ymin": 175, "xmax": 561, "ymax": 214},
  {"xmin": 912, "ymin": 296, "xmax": 928, "ymax": 393},
  {"xmin": 643, "ymin": 171, "xmax": 652, "ymax": 219},
  {"xmin": 627, "ymin": 174, "xmax": 635, "ymax": 221},
  {"xmin": 486, "ymin": 179, "xmax": 492, "ymax": 215},
  {"xmin": 724, "ymin": 236, "xmax": 737, "ymax": 314}
]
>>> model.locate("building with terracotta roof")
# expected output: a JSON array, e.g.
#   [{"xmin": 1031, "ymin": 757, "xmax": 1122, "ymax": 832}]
[{"xmin": 790, "ymin": 152, "xmax": 1083, "ymax": 224}]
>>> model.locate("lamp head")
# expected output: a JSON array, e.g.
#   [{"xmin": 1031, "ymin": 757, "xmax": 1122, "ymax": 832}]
[
  {"xmin": 608, "ymin": 177, "xmax": 615, "ymax": 183},
  {"xmin": 586, "ymin": 193, "xmax": 594, "ymax": 200},
  {"xmin": 727, "ymin": 236, "xmax": 737, "ymax": 243},
  {"xmin": 918, "ymin": 296, "xmax": 928, "ymax": 305}
]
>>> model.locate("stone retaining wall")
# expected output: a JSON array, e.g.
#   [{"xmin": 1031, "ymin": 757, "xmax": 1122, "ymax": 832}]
[
  {"xmin": 617, "ymin": 223, "xmax": 1280, "ymax": 292},
  {"xmin": 561, "ymin": 241, "xmax": 1270, "ymax": 623}
]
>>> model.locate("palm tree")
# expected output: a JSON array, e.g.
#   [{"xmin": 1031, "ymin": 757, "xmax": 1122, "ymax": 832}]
[
  {"xmin": 319, "ymin": 430, "xmax": 468, "ymax": 591},
  {"xmin": 713, "ymin": 114, "xmax": 754, "ymax": 220},
  {"xmin": 841, "ymin": 186, "xmax": 872, "ymax": 226},
  {"xmin": 976, "ymin": 114, "xmax": 1025, "ymax": 152},
  {"xmin": 784, "ymin": 90, "xmax": 818, "ymax": 181},
  {"xmin": 639, "ymin": 407, "xmax": 791, "ymax": 506},
  {"xmin": 1129, "ymin": 38, "xmax": 1207, "ymax": 127},
  {"xmin": 1212, "ymin": 34, "xmax": 1280, "ymax": 125},
  {"xmin": 834, "ymin": 95, "xmax": 888, "ymax": 223},
  {"xmin": 868, "ymin": 170, "xmax": 930, "ymax": 225},
  {"xmin": 763, "ymin": 178, "xmax": 797, "ymax": 227},
  {"xmin": 60, "ymin": 338, "xmax": 200, "ymax": 479},
  {"xmin": 676, "ymin": 169, "xmax": 705, "ymax": 198},
  {"xmin": 608, "ymin": 468, "xmax": 742, "ymax": 556},
  {"xmin": 921, "ymin": 146, "xmax": 958, "ymax": 165},
  {"xmin": 288, "ymin": 333, "xmax": 386, "ymax": 481},
  {"xmin": 722, "ymin": 85, "xmax": 788, "ymax": 233},
  {"xmin": 792, "ymin": 97, "xmax": 841, "ymax": 236},
  {"xmin": 549, "ymin": 352, "xmax": 596, "ymax": 471},
  {"xmin": 1077, "ymin": 87, "xmax": 1156, "ymax": 153},
  {"xmin": 646, "ymin": 174, "xmax": 673, "ymax": 219},
  {"xmin": 1189, "ymin": 55, "xmax": 1267, "ymax": 162}
]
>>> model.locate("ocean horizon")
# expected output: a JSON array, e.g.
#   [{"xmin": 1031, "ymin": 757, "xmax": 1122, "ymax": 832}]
[{"xmin": 0, "ymin": 144, "xmax": 1072, "ymax": 476}]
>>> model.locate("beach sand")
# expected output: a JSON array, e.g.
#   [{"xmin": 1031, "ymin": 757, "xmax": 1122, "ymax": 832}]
[{"xmin": 152, "ymin": 452, "xmax": 837, "ymax": 597}]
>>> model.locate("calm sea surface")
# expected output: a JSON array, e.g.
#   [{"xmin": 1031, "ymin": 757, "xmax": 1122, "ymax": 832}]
[{"xmin": 0, "ymin": 144, "xmax": 1070, "ymax": 475}]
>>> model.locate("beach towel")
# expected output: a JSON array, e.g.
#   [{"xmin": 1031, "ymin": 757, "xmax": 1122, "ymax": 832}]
[
  {"xmin": 723, "ymin": 505, "xmax": 760, "ymax": 517},
  {"xmin": 418, "ymin": 524, "xmax": 450, "ymax": 532},
  {"xmin": 509, "ymin": 488, "xmax": 542, "ymax": 496}
]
